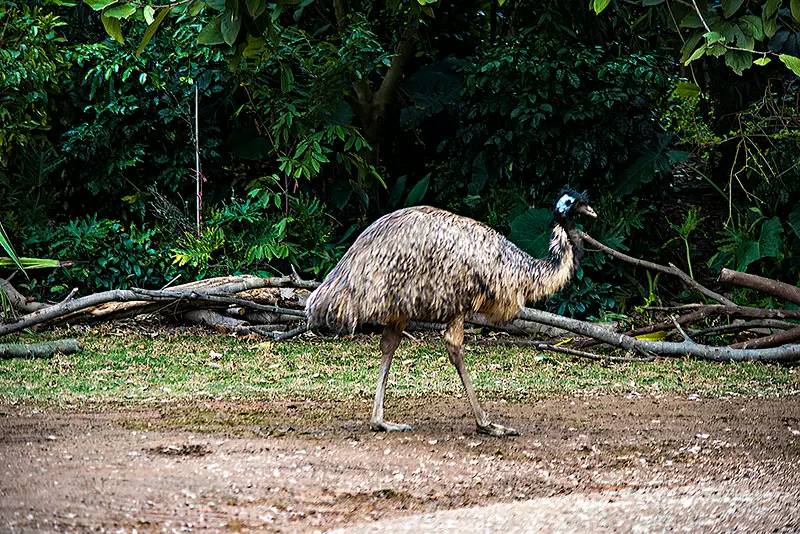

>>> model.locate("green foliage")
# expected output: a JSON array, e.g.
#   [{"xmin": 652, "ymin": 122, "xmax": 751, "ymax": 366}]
[
  {"xmin": 633, "ymin": 0, "xmax": 800, "ymax": 76},
  {"xmin": 0, "ymin": 1, "xmax": 70, "ymax": 167},
  {"xmin": 22, "ymin": 216, "xmax": 178, "ymax": 296},
  {"xmin": 663, "ymin": 206, "xmax": 706, "ymax": 279},
  {"xmin": 434, "ymin": 34, "xmax": 670, "ymax": 213},
  {"xmin": 171, "ymin": 186, "xmax": 345, "ymax": 278},
  {"xmin": 709, "ymin": 209, "xmax": 786, "ymax": 273}
]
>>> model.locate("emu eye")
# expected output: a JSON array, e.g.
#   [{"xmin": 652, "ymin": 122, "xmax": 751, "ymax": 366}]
[{"xmin": 565, "ymin": 199, "xmax": 573, "ymax": 206}]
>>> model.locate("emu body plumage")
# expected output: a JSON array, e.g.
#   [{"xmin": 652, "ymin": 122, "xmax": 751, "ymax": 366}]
[{"xmin": 306, "ymin": 189, "xmax": 596, "ymax": 436}]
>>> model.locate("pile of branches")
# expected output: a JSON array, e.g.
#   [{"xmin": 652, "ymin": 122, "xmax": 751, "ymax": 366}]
[{"xmin": 1, "ymin": 233, "xmax": 799, "ymax": 362}]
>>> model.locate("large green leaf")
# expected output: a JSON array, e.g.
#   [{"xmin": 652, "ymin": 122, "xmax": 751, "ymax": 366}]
[
  {"xmin": 779, "ymin": 54, "xmax": 800, "ymax": 77},
  {"xmin": 740, "ymin": 15, "xmax": 763, "ymax": 39},
  {"xmin": 735, "ymin": 240, "xmax": 761, "ymax": 271},
  {"xmin": 103, "ymin": 3, "xmax": 136, "ymax": 18},
  {"xmin": 509, "ymin": 208, "xmax": 552, "ymax": 258},
  {"xmin": 136, "ymin": 7, "xmax": 170, "ymax": 57},
  {"xmin": 792, "ymin": 0, "xmax": 800, "ymax": 22},
  {"xmin": 404, "ymin": 173, "xmax": 430, "ymax": 207},
  {"xmin": 722, "ymin": 0, "xmax": 744, "ymax": 18},
  {"xmin": 246, "ymin": 0, "xmax": 267, "ymax": 17},
  {"xmin": 205, "ymin": 0, "xmax": 226, "ymax": 10},
  {"xmin": 679, "ymin": 32, "xmax": 704, "ymax": 63},
  {"xmin": 764, "ymin": 0, "xmax": 781, "ymax": 19},
  {"xmin": 673, "ymin": 82, "xmax": 701, "ymax": 99},
  {"xmin": 198, "ymin": 15, "xmax": 225, "ymax": 45},
  {"xmin": 388, "ymin": 175, "xmax": 407, "ymax": 209},
  {"xmin": 724, "ymin": 49, "xmax": 753, "ymax": 75},
  {"xmin": 221, "ymin": 6, "xmax": 242, "ymax": 46},
  {"xmin": 328, "ymin": 180, "xmax": 354, "ymax": 210},
  {"xmin": 615, "ymin": 132, "xmax": 680, "ymax": 195},
  {"xmin": 83, "ymin": 0, "xmax": 117, "ymax": 10},
  {"xmin": 590, "ymin": 0, "xmax": 611, "ymax": 14},
  {"xmin": 101, "ymin": 14, "xmax": 123, "ymax": 43},
  {"xmin": 759, "ymin": 217, "xmax": 783, "ymax": 258}
]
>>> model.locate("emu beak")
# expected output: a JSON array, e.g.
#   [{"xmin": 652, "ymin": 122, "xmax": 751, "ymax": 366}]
[{"xmin": 579, "ymin": 204, "xmax": 597, "ymax": 218}]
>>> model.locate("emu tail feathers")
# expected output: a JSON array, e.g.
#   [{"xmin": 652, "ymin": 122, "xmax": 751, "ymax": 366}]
[{"xmin": 305, "ymin": 273, "xmax": 360, "ymax": 334}]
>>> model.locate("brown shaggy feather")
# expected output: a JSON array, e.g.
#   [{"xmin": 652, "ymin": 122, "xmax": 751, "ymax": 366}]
[{"xmin": 306, "ymin": 204, "xmax": 585, "ymax": 333}]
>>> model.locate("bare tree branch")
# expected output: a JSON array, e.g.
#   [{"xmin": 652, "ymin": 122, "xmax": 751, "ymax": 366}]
[
  {"xmin": 0, "ymin": 276, "xmax": 313, "ymax": 338},
  {"xmin": 728, "ymin": 325, "xmax": 800, "ymax": 350},
  {"xmin": 518, "ymin": 306, "xmax": 800, "ymax": 362},
  {"xmin": 718, "ymin": 268, "xmax": 800, "ymax": 306},
  {"xmin": 582, "ymin": 233, "xmax": 736, "ymax": 306}
]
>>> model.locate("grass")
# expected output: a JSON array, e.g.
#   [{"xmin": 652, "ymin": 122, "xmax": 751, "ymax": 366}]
[{"xmin": 0, "ymin": 329, "xmax": 798, "ymax": 408}]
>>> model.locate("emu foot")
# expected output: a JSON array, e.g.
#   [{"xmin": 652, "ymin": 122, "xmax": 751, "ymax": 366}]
[
  {"xmin": 477, "ymin": 422, "xmax": 519, "ymax": 437},
  {"xmin": 370, "ymin": 421, "xmax": 413, "ymax": 432}
]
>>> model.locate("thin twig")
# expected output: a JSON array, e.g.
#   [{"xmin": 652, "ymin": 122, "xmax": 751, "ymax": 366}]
[{"xmin": 58, "ymin": 288, "xmax": 79, "ymax": 305}]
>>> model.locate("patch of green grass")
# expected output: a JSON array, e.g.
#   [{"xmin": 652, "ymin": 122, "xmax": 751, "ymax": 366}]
[{"xmin": 0, "ymin": 331, "xmax": 797, "ymax": 407}]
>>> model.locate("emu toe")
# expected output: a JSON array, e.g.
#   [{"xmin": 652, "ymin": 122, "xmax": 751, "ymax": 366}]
[
  {"xmin": 477, "ymin": 422, "xmax": 519, "ymax": 437},
  {"xmin": 371, "ymin": 421, "xmax": 413, "ymax": 432}
]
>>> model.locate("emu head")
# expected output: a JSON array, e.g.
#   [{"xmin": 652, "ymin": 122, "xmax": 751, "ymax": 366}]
[{"xmin": 554, "ymin": 187, "xmax": 597, "ymax": 221}]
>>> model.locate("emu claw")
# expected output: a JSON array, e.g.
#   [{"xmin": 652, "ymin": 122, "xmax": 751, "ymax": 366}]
[
  {"xmin": 371, "ymin": 421, "xmax": 413, "ymax": 432},
  {"xmin": 477, "ymin": 422, "xmax": 519, "ymax": 437}
]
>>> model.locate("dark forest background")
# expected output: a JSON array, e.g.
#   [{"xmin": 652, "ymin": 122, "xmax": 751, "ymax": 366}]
[{"xmin": 2, "ymin": 0, "xmax": 799, "ymax": 319}]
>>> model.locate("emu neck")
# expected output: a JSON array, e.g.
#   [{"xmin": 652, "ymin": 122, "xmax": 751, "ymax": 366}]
[{"xmin": 521, "ymin": 217, "xmax": 584, "ymax": 303}]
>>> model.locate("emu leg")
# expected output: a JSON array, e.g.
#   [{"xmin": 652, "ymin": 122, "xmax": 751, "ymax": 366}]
[
  {"xmin": 370, "ymin": 321, "xmax": 412, "ymax": 432},
  {"xmin": 444, "ymin": 316, "xmax": 519, "ymax": 437}
]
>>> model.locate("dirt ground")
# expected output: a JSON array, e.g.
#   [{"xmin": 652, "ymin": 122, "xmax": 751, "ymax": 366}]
[{"xmin": 1, "ymin": 394, "xmax": 799, "ymax": 533}]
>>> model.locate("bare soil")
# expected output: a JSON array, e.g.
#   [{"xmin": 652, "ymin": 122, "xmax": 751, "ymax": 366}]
[{"xmin": 1, "ymin": 394, "xmax": 799, "ymax": 533}]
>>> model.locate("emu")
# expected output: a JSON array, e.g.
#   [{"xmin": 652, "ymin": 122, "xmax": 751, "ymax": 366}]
[{"xmin": 305, "ymin": 188, "xmax": 597, "ymax": 436}]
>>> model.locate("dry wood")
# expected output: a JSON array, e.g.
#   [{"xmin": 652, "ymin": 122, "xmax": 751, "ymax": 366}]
[
  {"xmin": 728, "ymin": 325, "xmax": 800, "ymax": 350},
  {"xmin": 84, "ymin": 275, "xmax": 316, "ymax": 321},
  {"xmin": 0, "ymin": 339, "xmax": 82, "ymax": 359},
  {"xmin": 718, "ymin": 268, "xmax": 800, "ymax": 305},
  {"xmin": 183, "ymin": 310, "xmax": 248, "ymax": 333},
  {"xmin": 0, "ymin": 276, "xmax": 311, "ymax": 338},
  {"xmin": 644, "ymin": 304, "xmax": 800, "ymax": 320},
  {"xmin": 518, "ymin": 307, "xmax": 800, "ymax": 362},
  {"xmin": 690, "ymin": 319, "xmax": 798, "ymax": 337}
]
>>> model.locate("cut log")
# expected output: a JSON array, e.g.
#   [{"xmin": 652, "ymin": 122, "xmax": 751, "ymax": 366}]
[{"xmin": 0, "ymin": 339, "xmax": 82, "ymax": 359}]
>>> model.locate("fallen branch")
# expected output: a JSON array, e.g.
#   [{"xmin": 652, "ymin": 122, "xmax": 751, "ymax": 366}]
[
  {"xmin": 582, "ymin": 233, "xmax": 736, "ymax": 306},
  {"xmin": 249, "ymin": 324, "xmax": 308, "ymax": 340},
  {"xmin": 130, "ymin": 288, "xmax": 307, "ymax": 316},
  {"xmin": 644, "ymin": 304, "xmax": 800, "ymax": 320},
  {"xmin": 183, "ymin": 310, "xmax": 248, "ymax": 333},
  {"xmin": 728, "ymin": 325, "xmax": 800, "ymax": 350},
  {"xmin": 476, "ymin": 339, "xmax": 654, "ymax": 362},
  {"xmin": 718, "ymin": 268, "xmax": 800, "ymax": 306},
  {"xmin": 690, "ymin": 319, "xmax": 798, "ymax": 337},
  {"xmin": 518, "ymin": 307, "xmax": 800, "ymax": 362},
  {"xmin": 0, "ymin": 339, "xmax": 82, "ymax": 359},
  {"xmin": 0, "ymin": 277, "xmax": 311, "ymax": 338}
]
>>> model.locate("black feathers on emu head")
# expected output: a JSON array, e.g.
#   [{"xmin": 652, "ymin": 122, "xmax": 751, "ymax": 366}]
[{"xmin": 553, "ymin": 187, "xmax": 597, "ymax": 224}]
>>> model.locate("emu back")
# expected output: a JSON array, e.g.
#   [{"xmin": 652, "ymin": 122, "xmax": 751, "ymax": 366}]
[{"xmin": 306, "ymin": 206, "xmax": 568, "ymax": 333}]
